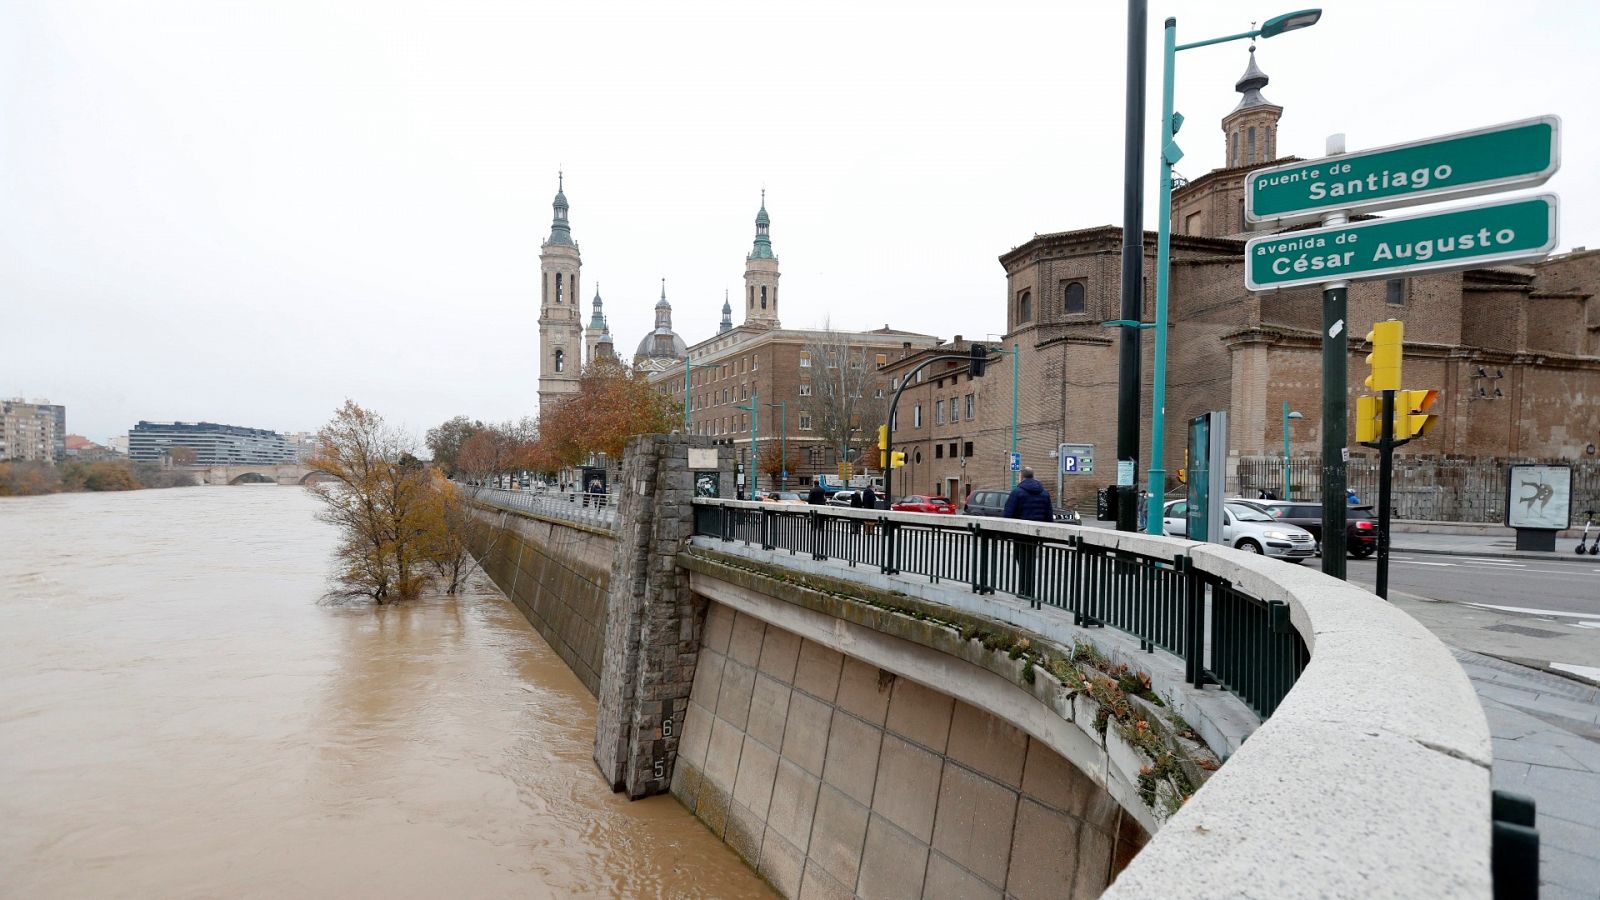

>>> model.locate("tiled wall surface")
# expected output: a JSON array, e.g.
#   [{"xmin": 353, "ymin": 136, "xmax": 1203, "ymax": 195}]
[
  {"xmin": 672, "ymin": 603, "xmax": 1147, "ymax": 899},
  {"xmin": 470, "ymin": 507, "xmax": 612, "ymax": 695}
]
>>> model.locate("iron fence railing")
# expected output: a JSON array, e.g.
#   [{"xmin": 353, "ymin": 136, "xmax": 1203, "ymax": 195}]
[
  {"xmin": 690, "ymin": 501, "xmax": 1309, "ymax": 719},
  {"xmin": 1235, "ymin": 455, "xmax": 1600, "ymax": 524},
  {"xmin": 464, "ymin": 484, "xmax": 617, "ymax": 531}
]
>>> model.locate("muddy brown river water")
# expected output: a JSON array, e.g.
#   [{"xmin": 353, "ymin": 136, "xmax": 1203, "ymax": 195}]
[{"xmin": 0, "ymin": 487, "xmax": 770, "ymax": 898}]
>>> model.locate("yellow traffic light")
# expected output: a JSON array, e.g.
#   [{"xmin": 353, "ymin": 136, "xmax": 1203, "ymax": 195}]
[
  {"xmin": 1356, "ymin": 395, "xmax": 1381, "ymax": 443},
  {"xmin": 1395, "ymin": 389, "xmax": 1440, "ymax": 440},
  {"xmin": 877, "ymin": 425, "xmax": 888, "ymax": 450},
  {"xmin": 1364, "ymin": 320, "xmax": 1404, "ymax": 392},
  {"xmin": 889, "ymin": 451, "xmax": 906, "ymax": 469}
]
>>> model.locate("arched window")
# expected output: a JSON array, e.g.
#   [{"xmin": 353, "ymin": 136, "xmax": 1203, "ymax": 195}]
[
  {"xmin": 556, "ymin": 272, "xmax": 564, "ymax": 304},
  {"xmin": 749, "ymin": 286, "xmax": 754, "ymax": 309},
  {"xmin": 554, "ymin": 348, "xmax": 565, "ymax": 373},
  {"xmin": 1018, "ymin": 290, "xmax": 1032, "ymax": 323},
  {"xmin": 1247, "ymin": 126, "xmax": 1257, "ymax": 165},
  {"xmin": 760, "ymin": 286, "xmax": 768, "ymax": 309},
  {"xmin": 1231, "ymin": 131, "xmax": 1239, "ymax": 166},
  {"xmin": 1063, "ymin": 281, "xmax": 1085, "ymax": 314}
]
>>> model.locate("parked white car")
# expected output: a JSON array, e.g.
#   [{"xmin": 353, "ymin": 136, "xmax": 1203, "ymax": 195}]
[{"xmin": 1162, "ymin": 499, "xmax": 1317, "ymax": 562}]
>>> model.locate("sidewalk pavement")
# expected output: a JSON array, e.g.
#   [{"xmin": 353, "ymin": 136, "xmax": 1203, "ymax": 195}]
[
  {"xmin": 1453, "ymin": 650, "xmax": 1600, "ymax": 899},
  {"xmin": 1391, "ymin": 529, "xmax": 1600, "ymax": 562}
]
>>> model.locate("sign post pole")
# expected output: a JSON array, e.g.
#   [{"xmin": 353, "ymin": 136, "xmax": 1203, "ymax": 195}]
[
  {"xmin": 1319, "ymin": 137, "xmax": 1349, "ymax": 580},
  {"xmin": 1376, "ymin": 388, "xmax": 1395, "ymax": 598}
]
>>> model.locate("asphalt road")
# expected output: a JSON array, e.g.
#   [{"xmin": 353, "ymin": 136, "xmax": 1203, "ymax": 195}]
[{"xmin": 1341, "ymin": 553, "xmax": 1600, "ymax": 620}]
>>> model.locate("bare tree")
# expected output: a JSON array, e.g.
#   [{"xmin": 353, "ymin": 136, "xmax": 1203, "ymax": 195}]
[{"xmin": 800, "ymin": 322, "xmax": 889, "ymax": 473}]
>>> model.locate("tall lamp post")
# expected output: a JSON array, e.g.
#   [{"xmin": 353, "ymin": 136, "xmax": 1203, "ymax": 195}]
[
  {"xmin": 682, "ymin": 360, "xmax": 720, "ymax": 431},
  {"xmin": 766, "ymin": 401, "xmax": 788, "ymax": 490},
  {"xmin": 1144, "ymin": 8, "xmax": 1323, "ymax": 535},
  {"xmin": 735, "ymin": 389, "xmax": 760, "ymax": 498},
  {"xmin": 1282, "ymin": 403, "xmax": 1303, "ymax": 499}
]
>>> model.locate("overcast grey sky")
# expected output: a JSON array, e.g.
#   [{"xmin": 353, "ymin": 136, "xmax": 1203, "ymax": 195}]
[{"xmin": 3, "ymin": 1, "xmax": 1595, "ymax": 444}]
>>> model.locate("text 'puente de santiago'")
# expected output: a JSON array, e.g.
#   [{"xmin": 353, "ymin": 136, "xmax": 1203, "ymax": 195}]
[{"xmin": 460, "ymin": 433, "xmax": 1495, "ymax": 899}]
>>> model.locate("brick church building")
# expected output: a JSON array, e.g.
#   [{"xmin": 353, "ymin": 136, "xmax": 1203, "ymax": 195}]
[{"xmin": 887, "ymin": 48, "xmax": 1599, "ymax": 509}]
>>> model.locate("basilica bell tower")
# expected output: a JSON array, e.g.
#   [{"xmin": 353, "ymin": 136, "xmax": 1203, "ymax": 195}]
[
  {"xmin": 743, "ymin": 191, "xmax": 781, "ymax": 329},
  {"xmin": 538, "ymin": 173, "xmax": 583, "ymax": 411}
]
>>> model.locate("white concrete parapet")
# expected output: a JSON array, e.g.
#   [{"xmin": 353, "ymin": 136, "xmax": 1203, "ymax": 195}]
[{"xmin": 695, "ymin": 500, "xmax": 1494, "ymax": 897}]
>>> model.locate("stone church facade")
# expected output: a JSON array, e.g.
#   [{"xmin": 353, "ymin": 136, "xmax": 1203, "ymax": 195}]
[{"xmin": 886, "ymin": 48, "xmax": 1600, "ymax": 507}]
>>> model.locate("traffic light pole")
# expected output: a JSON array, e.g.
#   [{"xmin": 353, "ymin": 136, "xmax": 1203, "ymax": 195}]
[
  {"xmin": 883, "ymin": 351, "xmax": 991, "ymax": 504},
  {"xmin": 1320, "ymin": 278, "xmax": 1349, "ymax": 580},
  {"xmin": 1376, "ymin": 388, "xmax": 1395, "ymax": 598},
  {"xmin": 1115, "ymin": 0, "xmax": 1147, "ymax": 533}
]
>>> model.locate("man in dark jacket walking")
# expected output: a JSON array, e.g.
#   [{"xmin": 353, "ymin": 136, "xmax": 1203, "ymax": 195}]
[
  {"xmin": 807, "ymin": 483, "xmax": 827, "ymax": 505},
  {"xmin": 1004, "ymin": 467, "xmax": 1052, "ymax": 605}
]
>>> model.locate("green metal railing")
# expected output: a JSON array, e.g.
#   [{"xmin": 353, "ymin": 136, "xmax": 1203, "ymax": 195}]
[{"xmin": 691, "ymin": 500, "xmax": 1309, "ymax": 719}]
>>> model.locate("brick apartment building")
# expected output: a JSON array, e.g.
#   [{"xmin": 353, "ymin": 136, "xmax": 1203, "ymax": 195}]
[{"xmin": 888, "ymin": 49, "xmax": 1600, "ymax": 508}]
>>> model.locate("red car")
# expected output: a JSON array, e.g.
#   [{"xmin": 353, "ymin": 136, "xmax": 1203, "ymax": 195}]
[{"xmin": 891, "ymin": 495, "xmax": 957, "ymax": 514}]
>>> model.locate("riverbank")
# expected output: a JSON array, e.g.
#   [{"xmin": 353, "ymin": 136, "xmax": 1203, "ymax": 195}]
[{"xmin": 0, "ymin": 459, "xmax": 196, "ymax": 496}]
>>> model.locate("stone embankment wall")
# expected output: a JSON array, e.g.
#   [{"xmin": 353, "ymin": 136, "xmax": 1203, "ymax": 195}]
[
  {"xmin": 672, "ymin": 602, "xmax": 1145, "ymax": 899},
  {"xmin": 467, "ymin": 505, "xmax": 614, "ymax": 695}
]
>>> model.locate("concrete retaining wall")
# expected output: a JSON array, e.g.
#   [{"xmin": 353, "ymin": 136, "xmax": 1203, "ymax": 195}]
[
  {"xmin": 467, "ymin": 505, "xmax": 613, "ymax": 695},
  {"xmin": 673, "ymin": 602, "xmax": 1146, "ymax": 899}
]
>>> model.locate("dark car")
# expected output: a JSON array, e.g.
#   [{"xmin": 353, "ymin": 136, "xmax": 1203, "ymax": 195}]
[
  {"xmin": 965, "ymin": 488, "xmax": 1081, "ymax": 523},
  {"xmin": 963, "ymin": 489, "xmax": 1009, "ymax": 517},
  {"xmin": 1253, "ymin": 500, "xmax": 1378, "ymax": 558}
]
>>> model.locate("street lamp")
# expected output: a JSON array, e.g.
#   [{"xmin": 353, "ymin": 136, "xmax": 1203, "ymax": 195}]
[
  {"xmin": 735, "ymin": 389, "xmax": 760, "ymax": 498},
  {"xmin": 682, "ymin": 359, "xmax": 720, "ymax": 431},
  {"xmin": 1144, "ymin": 8, "xmax": 1322, "ymax": 535},
  {"xmin": 766, "ymin": 401, "xmax": 788, "ymax": 490},
  {"xmin": 1283, "ymin": 403, "xmax": 1303, "ymax": 499}
]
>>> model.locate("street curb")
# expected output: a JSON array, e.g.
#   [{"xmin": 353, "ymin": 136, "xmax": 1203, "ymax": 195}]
[{"xmin": 1390, "ymin": 544, "xmax": 1600, "ymax": 564}]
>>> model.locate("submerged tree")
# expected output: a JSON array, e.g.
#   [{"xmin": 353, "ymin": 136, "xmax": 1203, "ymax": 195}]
[
  {"xmin": 418, "ymin": 470, "xmax": 486, "ymax": 595},
  {"xmin": 307, "ymin": 401, "xmax": 438, "ymax": 603}
]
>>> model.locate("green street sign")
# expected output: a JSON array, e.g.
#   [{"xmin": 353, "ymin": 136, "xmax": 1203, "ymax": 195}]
[
  {"xmin": 1245, "ymin": 194, "xmax": 1559, "ymax": 291},
  {"xmin": 1246, "ymin": 116, "xmax": 1560, "ymax": 226}
]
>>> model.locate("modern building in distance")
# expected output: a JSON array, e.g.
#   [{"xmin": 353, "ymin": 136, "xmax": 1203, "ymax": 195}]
[
  {"xmin": 108, "ymin": 434, "xmax": 130, "ymax": 456},
  {"xmin": 1, "ymin": 399, "xmax": 66, "ymax": 463},
  {"xmin": 128, "ymin": 421, "xmax": 296, "ymax": 466}
]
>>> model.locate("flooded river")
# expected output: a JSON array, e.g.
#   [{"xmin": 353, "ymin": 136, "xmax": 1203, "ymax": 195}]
[{"xmin": 0, "ymin": 487, "xmax": 769, "ymax": 898}]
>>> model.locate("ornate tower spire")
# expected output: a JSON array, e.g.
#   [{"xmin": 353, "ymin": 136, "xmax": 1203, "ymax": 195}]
[
  {"xmin": 1221, "ymin": 45, "xmax": 1283, "ymax": 169},
  {"xmin": 743, "ymin": 190, "xmax": 781, "ymax": 329},
  {"xmin": 655, "ymin": 278, "xmax": 672, "ymax": 330},
  {"xmin": 750, "ymin": 188, "xmax": 775, "ymax": 260},
  {"xmin": 538, "ymin": 172, "xmax": 582, "ymax": 411},
  {"xmin": 719, "ymin": 288, "xmax": 733, "ymax": 333},
  {"xmin": 585, "ymin": 283, "xmax": 606, "ymax": 366},
  {"xmin": 548, "ymin": 170, "xmax": 573, "ymax": 246}
]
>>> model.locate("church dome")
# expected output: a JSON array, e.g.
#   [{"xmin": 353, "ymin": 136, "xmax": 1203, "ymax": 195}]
[{"xmin": 635, "ymin": 328, "xmax": 689, "ymax": 360}]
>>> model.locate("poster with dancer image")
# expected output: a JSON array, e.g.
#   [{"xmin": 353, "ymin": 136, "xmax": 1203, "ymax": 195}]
[{"xmin": 1505, "ymin": 464, "xmax": 1572, "ymax": 530}]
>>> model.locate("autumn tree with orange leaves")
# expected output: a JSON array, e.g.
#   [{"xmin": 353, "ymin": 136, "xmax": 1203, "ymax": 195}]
[
  {"xmin": 533, "ymin": 361, "xmax": 681, "ymax": 471},
  {"xmin": 756, "ymin": 441, "xmax": 801, "ymax": 485}
]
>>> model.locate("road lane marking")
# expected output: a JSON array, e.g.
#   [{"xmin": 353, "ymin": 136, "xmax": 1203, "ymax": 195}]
[
  {"xmin": 1405, "ymin": 561, "xmax": 1457, "ymax": 567},
  {"xmin": 1465, "ymin": 602, "xmax": 1600, "ymax": 620},
  {"xmin": 1550, "ymin": 662, "xmax": 1600, "ymax": 682}
]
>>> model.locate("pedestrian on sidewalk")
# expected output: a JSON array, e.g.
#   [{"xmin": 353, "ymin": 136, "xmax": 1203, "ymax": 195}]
[
  {"xmin": 860, "ymin": 485, "xmax": 878, "ymax": 535},
  {"xmin": 1004, "ymin": 467, "xmax": 1052, "ymax": 606}
]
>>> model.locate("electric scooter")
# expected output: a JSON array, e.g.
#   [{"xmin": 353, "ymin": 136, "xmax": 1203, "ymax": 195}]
[{"xmin": 1576, "ymin": 511, "xmax": 1599, "ymax": 555}]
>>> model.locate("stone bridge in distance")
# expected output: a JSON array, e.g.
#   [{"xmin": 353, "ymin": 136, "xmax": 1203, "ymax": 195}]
[
  {"xmin": 185, "ymin": 463, "xmax": 323, "ymax": 486},
  {"xmin": 463, "ymin": 434, "xmax": 1506, "ymax": 899}
]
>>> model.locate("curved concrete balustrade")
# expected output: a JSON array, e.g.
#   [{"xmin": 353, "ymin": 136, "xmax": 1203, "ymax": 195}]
[
  {"xmin": 1106, "ymin": 543, "xmax": 1493, "ymax": 898},
  {"xmin": 694, "ymin": 500, "xmax": 1494, "ymax": 897}
]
